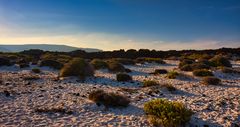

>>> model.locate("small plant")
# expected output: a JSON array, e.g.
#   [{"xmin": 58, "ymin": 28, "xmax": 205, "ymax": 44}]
[
  {"xmin": 90, "ymin": 59, "xmax": 108, "ymax": 70},
  {"xmin": 116, "ymin": 73, "xmax": 132, "ymax": 82},
  {"xmin": 220, "ymin": 67, "xmax": 239, "ymax": 74},
  {"xmin": 39, "ymin": 59, "xmax": 63, "ymax": 69},
  {"xmin": 153, "ymin": 69, "xmax": 168, "ymax": 74},
  {"xmin": 107, "ymin": 61, "xmax": 125, "ymax": 73},
  {"xmin": 209, "ymin": 55, "xmax": 232, "ymax": 67},
  {"xmin": 32, "ymin": 68, "xmax": 41, "ymax": 73},
  {"xmin": 202, "ymin": 76, "xmax": 221, "ymax": 85},
  {"xmin": 0, "ymin": 57, "xmax": 12, "ymax": 66},
  {"xmin": 35, "ymin": 107, "xmax": 73, "ymax": 114},
  {"xmin": 144, "ymin": 99, "xmax": 193, "ymax": 127},
  {"xmin": 179, "ymin": 64, "xmax": 193, "ymax": 71},
  {"xmin": 23, "ymin": 75, "xmax": 40, "ymax": 80},
  {"xmin": 88, "ymin": 90, "xmax": 130, "ymax": 109},
  {"xmin": 125, "ymin": 68, "xmax": 132, "ymax": 73},
  {"xmin": 178, "ymin": 59, "xmax": 194, "ymax": 68},
  {"xmin": 143, "ymin": 80, "xmax": 159, "ymax": 87},
  {"xmin": 60, "ymin": 58, "xmax": 94, "ymax": 79},
  {"xmin": 193, "ymin": 69, "xmax": 213, "ymax": 77},
  {"xmin": 111, "ymin": 58, "xmax": 135, "ymax": 65},
  {"xmin": 166, "ymin": 71, "xmax": 179, "ymax": 79},
  {"xmin": 162, "ymin": 84, "xmax": 176, "ymax": 91}
]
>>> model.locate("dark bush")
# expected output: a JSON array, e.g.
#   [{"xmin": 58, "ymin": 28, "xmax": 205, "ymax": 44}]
[
  {"xmin": 179, "ymin": 64, "xmax": 193, "ymax": 71},
  {"xmin": 193, "ymin": 69, "xmax": 213, "ymax": 77},
  {"xmin": 19, "ymin": 63, "xmax": 30, "ymax": 68},
  {"xmin": 60, "ymin": 58, "xmax": 94, "ymax": 79},
  {"xmin": 221, "ymin": 67, "xmax": 239, "ymax": 74},
  {"xmin": 125, "ymin": 68, "xmax": 132, "ymax": 73},
  {"xmin": 89, "ymin": 90, "xmax": 130, "ymax": 109},
  {"xmin": 107, "ymin": 61, "xmax": 125, "ymax": 73},
  {"xmin": 39, "ymin": 60, "xmax": 63, "ymax": 69},
  {"xmin": 143, "ymin": 80, "xmax": 159, "ymax": 87},
  {"xmin": 0, "ymin": 57, "xmax": 12, "ymax": 66},
  {"xmin": 191, "ymin": 63, "xmax": 210, "ymax": 70},
  {"xmin": 209, "ymin": 56, "xmax": 232, "ymax": 67},
  {"xmin": 111, "ymin": 58, "xmax": 135, "ymax": 65},
  {"xmin": 116, "ymin": 73, "xmax": 132, "ymax": 82},
  {"xmin": 136, "ymin": 58, "xmax": 166, "ymax": 64},
  {"xmin": 154, "ymin": 69, "xmax": 168, "ymax": 74},
  {"xmin": 178, "ymin": 59, "xmax": 194, "ymax": 68},
  {"xmin": 144, "ymin": 99, "xmax": 193, "ymax": 127},
  {"xmin": 90, "ymin": 59, "xmax": 108, "ymax": 70},
  {"xmin": 35, "ymin": 107, "xmax": 73, "ymax": 114},
  {"xmin": 32, "ymin": 68, "xmax": 41, "ymax": 73},
  {"xmin": 202, "ymin": 76, "xmax": 221, "ymax": 85},
  {"xmin": 23, "ymin": 75, "xmax": 40, "ymax": 80},
  {"xmin": 162, "ymin": 84, "xmax": 176, "ymax": 91},
  {"xmin": 166, "ymin": 71, "xmax": 179, "ymax": 79}
]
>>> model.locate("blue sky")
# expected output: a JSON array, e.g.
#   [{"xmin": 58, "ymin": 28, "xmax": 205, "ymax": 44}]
[{"xmin": 0, "ymin": 0, "xmax": 239, "ymax": 50}]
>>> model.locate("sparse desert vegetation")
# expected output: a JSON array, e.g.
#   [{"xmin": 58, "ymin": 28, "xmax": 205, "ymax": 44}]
[{"xmin": 0, "ymin": 48, "xmax": 239, "ymax": 127}]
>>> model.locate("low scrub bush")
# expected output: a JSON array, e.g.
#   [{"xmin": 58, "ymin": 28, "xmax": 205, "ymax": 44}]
[
  {"xmin": 39, "ymin": 59, "xmax": 63, "ymax": 70},
  {"xmin": 88, "ymin": 90, "xmax": 130, "ymax": 109},
  {"xmin": 153, "ymin": 69, "xmax": 168, "ymax": 74},
  {"xmin": 136, "ymin": 58, "xmax": 166, "ymax": 64},
  {"xmin": 144, "ymin": 99, "xmax": 193, "ymax": 127},
  {"xmin": 32, "ymin": 68, "xmax": 41, "ymax": 73},
  {"xmin": 178, "ymin": 59, "xmax": 194, "ymax": 68},
  {"xmin": 90, "ymin": 59, "xmax": 108, "ymax": 70},
  {"xmin": 202, "ymin": 76, "xmax": 221, "ymax": 85},
  {"xmin": 209, "ymin": 56, "xmax": 232, "ymax": 67},
  {"xmin": 179, "ymin": 64, "xmax": 193, "ymax": 71},
  {"xmin": 0, "ymin": 57, "xmax": 12, "ymax": 66},
  {"xmin": 23, "ymin": 75, "xmax": 40, "ymax": 80},
  {"xmin": 116, "ymin": 73, "xmax": 132, "ymax": 82},
  {"xmin": 125, "ymin": 68, "xmax": 132, "ymax": 73},
  {"xmin": 193, "ymin": 69, "xmax": 213, "ymax": 77},
  {"xmin": 35, "ymin": 107, "xmax": 73, "ymax": 114},
  {"xmin": 60, "ymin": 58, "xmax": 94, "ymax": 79},
  {"xmin": 220, "ymin": 67, "xmax": 239, "ymax": 74},
  {"xmin": 162, "ymin": 84, "xmax": 176, "ymax": 91},
  {"xmin": 107, "ymin": 61, "xmax": 125, "ymax": 73},
  {"xmin": 143, "ymin": 80, "xmax": 159, "ymax": 87},
  {"xmin": 166, "ymin": 71, "xmax": 179, "ymax": 79},
  {"xmin": 111, "ymin": 58, "xmax": 135, "ymax": 65}
]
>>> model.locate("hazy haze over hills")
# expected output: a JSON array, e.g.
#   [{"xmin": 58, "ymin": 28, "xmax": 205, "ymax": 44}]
[{"xmin": 0, "ymin": 44, "xmax": 102, "ymax": 52}]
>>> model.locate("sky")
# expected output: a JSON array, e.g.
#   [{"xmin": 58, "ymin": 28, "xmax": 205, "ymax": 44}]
[{"xmin": 0, "ymin": 0, "xmax": 239, "ymax": 51}]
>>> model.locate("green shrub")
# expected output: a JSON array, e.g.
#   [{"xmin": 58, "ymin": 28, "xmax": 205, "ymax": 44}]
[
  {"xmin": 90, "ymin": 59, "xmax": 108, "ymax": 70},
  {"xmin": 202, "ymin": 76, "xmax": 221, "ymax": 85},
  {"xmin": 144, "ymin": 99, "xmax": 193, "ymax": 127},
  {"xmin": 39, "ymin": 59, "xmax": 63, "ymax": 69},
  {"xmin": 32, "ymin": 68, "xmax": 41, "ymax": 73},
  {"xmin": 0, "ymin": 57, "xmax": 12, "ymax": 66},
  {"xmin": 179, "ymin": 64, "xmax": 193, "ymax": 71},
  {"xmin": 191, "ymin": 63, "xmax": 210, "ymax": 70},
  {"xmin": 220, "ymin": 67, "xmax": 239, "ymax": 74},
  {"xmin": 162, "ymin": 84, "xmax": 176, "ymax": 91},
  {"xmin": 60, "ymin": 58, "xmax": 94, "ymax": 79},
  {"xmin": 166, "ymin": 71, "xmax": 179, "ymax": 79},
  {"xmin": 89, "ymin": 90, "xmax": 130, "ymax": 109},
  {"xmin": 116, "ymin": 73, "xmax": 132, "ymax": 82},
  {"xmin": 209, "ymin": 56, "xmax": 232, "ymax": 67},
  {"xmin": 193, "ymin": 69, "xmax": 213, "ymax": 77},
  {"xmin": 154, "ymin": 69, "xmax": 168, "ymax": 74},
  {"xmin": 125, "ymin": 68, "xmax": 132, "ymax": 73},
  {"xmin": 23, "ymin": 75, "xmax": 40, "ymax": 80},
  {"xmin": 136, "ymin": 57, "xmax": 166, "ymax": 64},
  {"xmin": 107, "ymin": 61, "xmax": 125, "ymax": 73},
  {"xmin": 111, "ymin": 58, "xmax": 135, "ymax": 65},
  {"xmin": 143, "ymin": 80, "xmax": 159, "ymax": 87},
  {"xmin": 178, "ymin": 59, "xmax": 194, "ymax": 68}
]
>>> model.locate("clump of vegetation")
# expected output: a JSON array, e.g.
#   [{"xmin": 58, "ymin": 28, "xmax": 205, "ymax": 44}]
[
  {"xmin": 111, "ymin": 58, "xmax": 135, "ymax": 65},
  {"xmin": 178, "ymin": 59, "xmax": 194, "ymax": 68},
  {"xmin": 153, "ymin": 69, "xmax": 168, "ymax": 74},
  {"xmin": 32, "ymin": 68, "xmax": 41, "ymax": 73},
  {"xmin": 179, "ymin": 64, "xmax": 193, "ymax": 71},
  {"xmin": 23, "ymin": 75, "xmax": 40, "ymax": 80},
  {"xmin": 143, "ymin": 80, "xmax": 159, "ymax": 87},
  {"xmin": 19, "ymin": 63, "xmax": 30, "ymax": 68},
  {"xmin": 125, "ymin": 68, "xmax": 132, "ymax": 73},
  {"xmin": 162, "ymin": 84, "xmax": 176, "ymax": 91},
  {"xmin": 144, "ymin": 99, "xmax": 193, "ymax": 127},
  {"xmin": 202, "ymin": 76, "xmax": 221, "ymax": 85},
  {"xmin": 220, "ymin": 67, "xmax": 239, "ymax": 74},
  {"xmin": 0, "ymin": 57, "xmax": 12, "ymax": 66},
  {"xmin": 88, "ymin": 90, "xmax": 130, "ymax": 109},
  {"xmin": 193, "ymin": 69, "xmax": 213, "ymax": 77},
  {"xmin": 39, "ymin": 59, "xmax": 63, "ymax": 69},
  {"xmin": 60, "ymin": 58, "xmax": 94, "ymax": 79},
  {"xmin": 136, "ymin": 57, "xmax": 166, "ymax": 64},
  {"xmin": 90, "ymin": 59, "xmax": 108, "ymax": 70},
  {"xmin": 41, "ymin": 53, "xmax": 71, "ymax": 63},
  {"xmin": 116, "ymin": 73, "xmax": 132, "ymax": 82},
  {"xmin": 166, "ymin": 71, "xmax": 179, "ymax": 79},
  {"xmin": 107, "ymin": 61, "xmax": 126, "ymax": 73},
  {"xmin": 209, "ymin": 55, "xmax": 232, "ymax": 67}
]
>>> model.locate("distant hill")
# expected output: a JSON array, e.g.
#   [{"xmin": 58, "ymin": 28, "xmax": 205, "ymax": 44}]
[{"xmin": 0, "ymin": 44, "xmax": 102, "ymax": 52}]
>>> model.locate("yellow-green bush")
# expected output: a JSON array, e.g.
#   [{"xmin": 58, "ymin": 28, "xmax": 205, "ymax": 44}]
[
  {"xmin": 144, "ymin": 99, "xmax": 193, "ymax": 127},
  {"xmin": 60, "ymin": 58, "xmax": 94, "ymax": 79},
  {"xmin": 166, "ymin": 71, "xmax": 179, "ymax": 79},
  {"xmin": 90, "ymin": 59, "xmax": 108, "ymax": 70},
  {"xmin": 143, "ymin": 80, "xmax": 159, "ymax": 87},
  {"xmin": 107, "ymin": 61, "xmax": 125, "ymax": 73},
  {"xmin": 209, "ymin": 55, "xmax": 232, "ymax": 67}
]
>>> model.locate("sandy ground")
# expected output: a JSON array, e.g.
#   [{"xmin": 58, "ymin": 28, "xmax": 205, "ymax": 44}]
[{"xmin": 0, "ymin": 60, "xmax": 239, "ymax": 127}]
